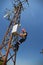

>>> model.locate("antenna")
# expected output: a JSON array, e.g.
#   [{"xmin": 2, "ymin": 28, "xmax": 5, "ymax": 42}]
[{"xmin": 40, "ymin": 49, "xmax": 43, "ymax": 54}]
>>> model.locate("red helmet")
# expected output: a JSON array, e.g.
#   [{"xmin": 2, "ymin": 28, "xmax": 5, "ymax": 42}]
[{"xmin": 22, "ymin": 28, "xmax": 26, "ymax": 32}]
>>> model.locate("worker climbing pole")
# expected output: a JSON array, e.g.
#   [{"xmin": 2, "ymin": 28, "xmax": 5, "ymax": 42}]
[{"xmin": 0, "ymin": 0, "xmax": 29, "ymax": 65}]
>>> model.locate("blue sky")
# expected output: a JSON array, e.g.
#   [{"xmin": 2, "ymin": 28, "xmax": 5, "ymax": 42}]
[{"xmin": 0, "ymin": 0, "xmax": 43, "ymax": 65}]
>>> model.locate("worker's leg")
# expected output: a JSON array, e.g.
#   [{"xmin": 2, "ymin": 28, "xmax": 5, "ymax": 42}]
[
  {"xmin": 16, "ymin": 38, "xmax": 26, "ymax": 45},
  {"xmin": 12, "ymin": 43, "xmax": 19, "ymax": 51},
  {"xmin": 19, "ymin": 38, "xmax": 26, "ymax": 43},
  {"xmin": 12, "ymin": 38, "xmax": 26, "ymax": 51}
]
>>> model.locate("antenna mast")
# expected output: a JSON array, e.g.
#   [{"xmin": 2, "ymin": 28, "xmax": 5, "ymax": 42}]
[{"xmin": 0, "ymin": 0, "xmax": 29, "ymax": 65}]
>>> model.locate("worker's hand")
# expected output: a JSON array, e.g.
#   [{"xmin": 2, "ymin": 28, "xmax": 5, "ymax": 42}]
[
  {"xmin": 19, "ymin": 33, "xmax": 23, "ymax": 37},
  {"xmin": 19, "ymin": 33, "xmax": 26, "ymax": 37}
]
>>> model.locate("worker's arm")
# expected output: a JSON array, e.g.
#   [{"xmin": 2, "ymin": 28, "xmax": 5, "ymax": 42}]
[
  {"xmin": 15, "ymin": 32, "xmax": 27, "ymax": 38},
  {"xmin": 19, "ymin": 33, "xmax": 26, "ymax": 37}
]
